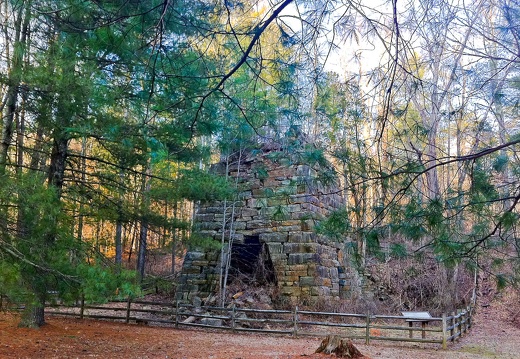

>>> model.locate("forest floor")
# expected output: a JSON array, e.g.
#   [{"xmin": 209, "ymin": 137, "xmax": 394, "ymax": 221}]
[{"xmin": 1, "ymin": 298, "xmax": 519, "ymax": 359}]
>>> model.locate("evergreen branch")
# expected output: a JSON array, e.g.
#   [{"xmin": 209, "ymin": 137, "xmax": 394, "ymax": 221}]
[
  {"xmin": 372, "ymin": 138, "xmax": 520, "ymax": 225},
  {"xmin": 314, "ymin": 138, "xmax": 520, "ymax": 233},
  {"xmin": 190, "ymin": 0, "xmax": 294, "ymax": 133},
  {"xmin": 219, "ymin": 89, "xmax": 264, "ymax": 137},
  {"xmin": 360, "ymin": 138, "xmax": 520, "ymax": 184},
  {"xmin": 67, "ymin": 153, "xmax": 174, "ymax": 183},
  {"xmin": 463, "ymin": 190, "xmax": 520, "ymax": 257},
  {"xmin": 0, "ymin": 239, "xmax": 80, "ymax": 283}
]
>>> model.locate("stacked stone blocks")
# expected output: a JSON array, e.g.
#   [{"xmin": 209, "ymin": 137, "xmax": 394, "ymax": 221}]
[{"xmin": 176, "ymin": 147, "xmax": 354, "ymax": 302}]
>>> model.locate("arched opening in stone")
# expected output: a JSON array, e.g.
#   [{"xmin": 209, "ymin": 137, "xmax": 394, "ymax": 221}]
[{"xmin": 229, "ymin": 235, "xmax": 277, "ymax": 285}]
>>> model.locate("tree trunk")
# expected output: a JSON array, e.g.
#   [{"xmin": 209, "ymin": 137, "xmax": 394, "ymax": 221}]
[
  {"xmin": 171, "ymin": 201, "xmax": 178, "ymax": 274},
  {"xmin": 115, "ymin": 219, "xmax": 123, "ymax": 265},
  {"xmin": 137, "ymin": 220, "xmax": 147, "ymax": 279},
  {"xmin": 15, "ymin": 85, "xmax": 28, "ymax": 173},
  {"xmin": 315, "ymin": 335, "xmax": 366, "ymax": 358},
  {"xmin": 76, "ymin": 137, "xmax": 88, "ymax": 241},
  {"xmin": 19, "ymin": 296, "xmax": 45, "ymax": 328},
  {"xmin": 128, "ymin": 221, "xmax": 138, "ymax": 264},
  {"xmin": 137, "ymin": 165, "xmax": 151, "ymax": 280},
  {"xmin": 0, "ymin": 0, "xmax": 31, "ymax": 172},
  {"xmin": 29, "ymin": 125, "xmax": 46, "ymax": 171},
  {"xmin": 115, "ymin": 169, "xmax": 125, "ymax": 266},
  {"xmin": 424, "ymin": 132, "xmax": 441, "ymax": 200},
  {"xmin": 48, "ymin": 136, "xmax": 69, "ymax": 195}
]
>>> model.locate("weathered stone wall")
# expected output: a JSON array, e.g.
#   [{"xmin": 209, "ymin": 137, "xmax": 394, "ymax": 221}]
[{"xmin": 176, "ymin": 147, "xmax": 357, "ymax": 303}]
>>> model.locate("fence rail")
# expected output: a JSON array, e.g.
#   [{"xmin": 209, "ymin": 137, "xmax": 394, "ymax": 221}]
[{"xmin": 44, "ymin": 298, "xmax": 473, "ymax": 349}]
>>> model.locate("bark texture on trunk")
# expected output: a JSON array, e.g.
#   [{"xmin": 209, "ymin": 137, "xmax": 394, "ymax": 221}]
[
  {"xmin": 19, "ymin": 298, "xmax": 45, "ymax": 328},
  {"xmin": 315, "ymin": 335, "xmax": 365, "ymax": 358},
  {"xmin": 48, "ymin": 136, "xmax": 69, "ymax": 195},
  {"xmin": 137, "ymin": 164, "xmax": 152, "ymax": 280}
]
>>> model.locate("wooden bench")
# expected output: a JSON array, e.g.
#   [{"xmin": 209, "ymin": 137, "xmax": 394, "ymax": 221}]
[{"xmin": 401, "ymin": 311, "xmax": 432, "ymax": 339}]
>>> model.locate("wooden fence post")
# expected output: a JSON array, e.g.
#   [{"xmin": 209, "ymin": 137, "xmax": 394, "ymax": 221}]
[
  {"xmin": 231, "ymin": 304, "xmax": 236, "ymax": 333},
  {"xmin": 458, "ymin": 310, "xmax": 462, "ymax": 338},
  {"xmin": 467, "ymin": 305, "xmax": 472, "ymax": 330},
  {"xmin": 442, "ymin": 313, "xmax": 447, "ymax": 350},
  {"xmin": 461, "ymin": 310, "xmax": 464, "ymax": 336},
  {"xmin": 461, "ymin": 309, "xmax": 466, "ymax": 336},
  {"xmin": 125, "ymin": 297, "xmax": 132, "ymax": 324},
  {"xmin": 450, "ymin": 311, "xmax": 455, "ymax": 342},
  {"xmin": 365, "ymin": 313, "xmax": 371, "ymax": 345},
  {"xmin": 456, "ymin": 311, "xmax": 460, "ymax": 341},
  {"xmin": 80, "ymin": 295, "xmax": 85, "ymax": 320},
  {"xmin": 293, "ymin": 306, "xmax": 299, "ymax": 338},
  {"xmin": 175, "ymin": 300, "xmax": 179, "ymax": 328}
]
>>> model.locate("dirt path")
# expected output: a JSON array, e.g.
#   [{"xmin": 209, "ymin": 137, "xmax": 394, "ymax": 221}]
[{"xmin": 1, "ymin": 303, "xmax": 518, "ymax": 359}]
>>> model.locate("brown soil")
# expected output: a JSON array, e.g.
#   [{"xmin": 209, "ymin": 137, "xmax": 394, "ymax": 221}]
[{"xmin": 1, "ymin": 301, "xmax": 519, "ymax": 359}]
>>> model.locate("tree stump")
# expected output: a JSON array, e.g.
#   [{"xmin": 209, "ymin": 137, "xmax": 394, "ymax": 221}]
[{"xmin": 315, "ymin": 335, "xmax": 366, "ymax": 358}]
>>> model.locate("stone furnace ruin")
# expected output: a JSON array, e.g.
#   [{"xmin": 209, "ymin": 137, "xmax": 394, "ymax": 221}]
[{"xmin": 176, "ymin": 139, "xmax": 357, "ymax": 303}]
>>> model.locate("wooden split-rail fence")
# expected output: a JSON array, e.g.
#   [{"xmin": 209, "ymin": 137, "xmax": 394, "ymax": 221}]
[{"xmin": 43, "ymin": 298, "xmax": 473, "ymax": 349}]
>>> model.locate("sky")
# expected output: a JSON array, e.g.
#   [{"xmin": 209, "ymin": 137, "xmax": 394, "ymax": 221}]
[{"xmin": 276, "ymin": 0, "xmax": 392, "ymax": 76}]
